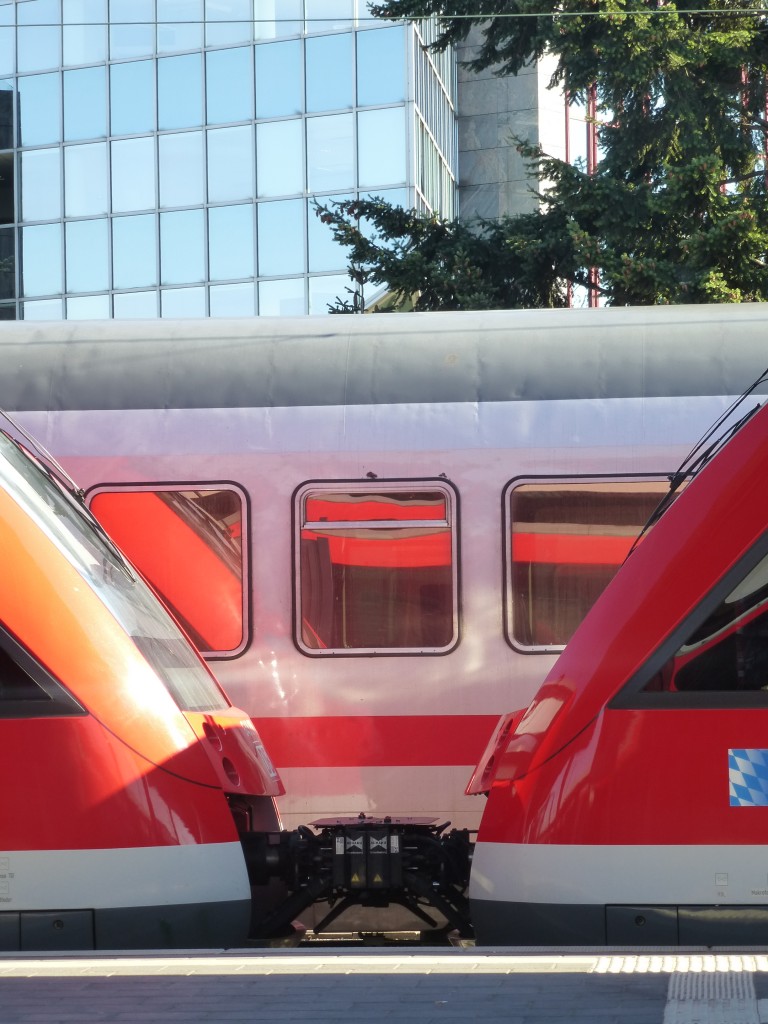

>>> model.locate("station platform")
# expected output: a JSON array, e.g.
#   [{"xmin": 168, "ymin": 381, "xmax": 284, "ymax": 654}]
[{"xmin": 2, "ymin": 948, "xmax": 768, "ymax": 1023}]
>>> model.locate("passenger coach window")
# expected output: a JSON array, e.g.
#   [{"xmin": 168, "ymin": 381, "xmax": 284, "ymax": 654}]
[
  {"xmin": 295, "ymin": 482, "xmax": 458, "ymax": 655},
  {"xmin": 88, "ymin": 486, "xmax": 246, "ymax": 657},
  {"xmin": 506, "ymin": 479, "xmax": 670, "ymax": 649}
]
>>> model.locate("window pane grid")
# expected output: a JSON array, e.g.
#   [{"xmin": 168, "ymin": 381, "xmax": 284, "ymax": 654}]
[{"xmin": 0, "ymin": 16, "xmax": 453, "ymax": 318}]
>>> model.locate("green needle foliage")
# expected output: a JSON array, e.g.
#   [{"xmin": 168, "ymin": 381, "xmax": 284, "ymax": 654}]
[
  {"xmin": 315, "ymin": 198, "xmax": 573, "ymax": 310},
  {"xmin": 318, "ymin": 0, "xmax": 768, "ymax": 308}
]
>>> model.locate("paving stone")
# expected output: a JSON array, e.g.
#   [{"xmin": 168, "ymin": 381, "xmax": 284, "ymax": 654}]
[{"xmin": 0, "ymin": 949, "xmax": 763, "ymax": 1024}]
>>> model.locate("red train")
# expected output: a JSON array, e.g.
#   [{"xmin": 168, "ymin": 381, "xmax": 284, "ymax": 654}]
[
  {"xmin": 0, "ymin": 415, "xmax": 284, "ymax": 951},
  {"xmin": 470, "ymin": 383, "xmax": 768, "ymax": 945}
]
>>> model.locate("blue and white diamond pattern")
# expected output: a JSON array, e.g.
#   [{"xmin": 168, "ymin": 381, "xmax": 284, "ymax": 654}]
[{"xmin": 729, "ymin": 749, "xmax": 768, "ymax": 806}]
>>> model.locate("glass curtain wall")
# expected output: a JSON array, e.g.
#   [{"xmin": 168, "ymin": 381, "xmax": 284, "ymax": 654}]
[{"xmin": 0, "ymin": 0, "xmax": 456, "ymax": 319}]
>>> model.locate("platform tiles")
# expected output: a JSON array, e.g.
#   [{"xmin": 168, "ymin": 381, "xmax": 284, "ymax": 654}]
[{"xmin": 0, "ymin": 950, "xmax": 768, "ymax": 1023}]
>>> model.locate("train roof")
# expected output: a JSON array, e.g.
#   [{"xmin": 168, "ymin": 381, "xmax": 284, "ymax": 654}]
[{"xmin": 1, "ymin": 305, "xmax": 766, "ymax": 412}]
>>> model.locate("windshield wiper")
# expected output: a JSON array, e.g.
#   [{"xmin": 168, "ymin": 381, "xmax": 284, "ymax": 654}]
[{"xmin": 630, "ymin": 367, "xmax": 768, "ymax": 550}]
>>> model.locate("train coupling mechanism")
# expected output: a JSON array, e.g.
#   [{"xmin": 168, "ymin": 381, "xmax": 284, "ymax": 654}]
[{"xmin": 241, "ymin": 814, "xmax": 474, "ymax": 941}]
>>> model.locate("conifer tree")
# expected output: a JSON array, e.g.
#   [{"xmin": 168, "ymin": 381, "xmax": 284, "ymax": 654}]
[{"xmin": 319, "ymin": 0, "xmax": 768, "ymax": 308}]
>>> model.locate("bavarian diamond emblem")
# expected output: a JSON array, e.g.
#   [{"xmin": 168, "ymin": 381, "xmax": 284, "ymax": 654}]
[{"xmin": 729, "ymin": 749, "xmax": 768, "ymax": 806}]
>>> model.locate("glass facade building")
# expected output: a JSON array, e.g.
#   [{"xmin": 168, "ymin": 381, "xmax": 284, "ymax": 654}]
[{"xmin": 0, "ymin": 0, "xmax": 456, "ymax": 319}]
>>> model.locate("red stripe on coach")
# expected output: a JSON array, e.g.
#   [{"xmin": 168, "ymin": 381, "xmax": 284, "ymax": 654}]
[{"xmin": 254, "ymin": 715, "xmax": 500, "ymax": 768}]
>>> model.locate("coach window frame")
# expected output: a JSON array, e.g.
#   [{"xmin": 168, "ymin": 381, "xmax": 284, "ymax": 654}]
[
  {"xmin": 85, "ymin": 481, "xmax": 251, "ymax": 660},
  {"xmin": 292, "ymin": 477, "xmax": 460, "ymax": 657},
  {"xmin": 503, "ymin": 474, "xmax": 675, "ymax": 654}
]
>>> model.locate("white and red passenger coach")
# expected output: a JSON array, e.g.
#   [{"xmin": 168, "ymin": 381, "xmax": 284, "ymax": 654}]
[{"xmin": 2, "ymin": 304, "xmax": 765, "ymax": 851}]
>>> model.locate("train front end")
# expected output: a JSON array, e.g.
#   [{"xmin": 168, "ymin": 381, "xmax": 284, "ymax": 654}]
[
  {"xmin": 470, "ymin": 396, "xmax": 768, "ymax": 946},
  {"xmin": 0, "ymin": 421, "xmax": 283, "ymax": 951}
]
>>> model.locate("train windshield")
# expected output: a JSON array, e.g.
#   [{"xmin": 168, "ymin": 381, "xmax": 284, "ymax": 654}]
[
  {"xmin": 0, "ymin": 430, "xmax": 230, "ymax": 712},
  {"xmin": 640, "ymin": 544, "xmax": 768, "ymax": 696}
]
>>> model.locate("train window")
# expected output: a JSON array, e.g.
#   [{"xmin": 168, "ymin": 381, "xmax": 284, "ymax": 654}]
[
  {"xmin": 505, "ymin": 479, "xmax": 671, "ymax": 650},
  {"xmin": 640, "ymin": 545, "xmax": 768, "ymax": 697},
  {"xmin": 88, "ymin": 485, "xmax": 247, "ymax": 657},
  {"xmin": 294, "ymin": 481, "xmax": 458, "ymax": 655},
  {"xmin": 0, "ymin": 630, "xmax": 85, "ymax": 719},
  {"xmin": 0, "ymin": 647, "xmax": 47, "ymax": 702}
]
